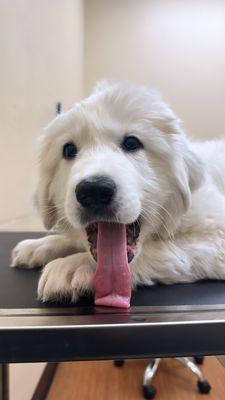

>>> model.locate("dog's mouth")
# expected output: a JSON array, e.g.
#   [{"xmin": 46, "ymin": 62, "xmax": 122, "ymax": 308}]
[
  {"xmin": 86, "ymin": 219, "xmax": 140, "ymax": 263},
  {"xmin": 86, "ymin": 219, "xmax": 141, "ymax": 309}
]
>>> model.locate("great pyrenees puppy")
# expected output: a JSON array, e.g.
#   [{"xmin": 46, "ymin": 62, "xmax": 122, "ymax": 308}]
[{"xmin": 11, "ymin": 82, "xmax": 225, "ymax": 306}]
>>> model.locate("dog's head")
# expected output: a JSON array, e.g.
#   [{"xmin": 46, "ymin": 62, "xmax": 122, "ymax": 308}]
[{"xmin": 36, "ymin": 82, "xmax": 204, "ymax": 260}]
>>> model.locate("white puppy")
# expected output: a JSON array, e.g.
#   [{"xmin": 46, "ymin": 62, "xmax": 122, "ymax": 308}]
[{"xmin": 12, "ymin": 82, "xmax": 225, "ymax": 303}]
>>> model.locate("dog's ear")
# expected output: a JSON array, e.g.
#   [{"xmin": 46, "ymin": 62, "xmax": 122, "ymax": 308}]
[
  {"xmin": 34, "ymin": 175, "xmax": 57, "ymax": 230},
  {"xmin": 183, "ymin": 143, "xmax": 204, "ymax": 192},
  {"xmin": 34, "ymin": 134, "xmax": 58, "ymax": 230},
  {"xmin": 158, "ymin": 136, "xmax": 204, "ymax": 238}
]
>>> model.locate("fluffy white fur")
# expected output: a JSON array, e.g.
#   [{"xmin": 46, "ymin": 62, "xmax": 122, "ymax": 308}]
[{"xmin": 11, "ymin": 82, "xmax": 225, "ymax": 302}]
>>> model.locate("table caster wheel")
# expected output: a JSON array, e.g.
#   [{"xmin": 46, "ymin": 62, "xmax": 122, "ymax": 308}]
[
  {"xmin": 114, "ymin": 360, "xmax": 125, "ymax": 367},
  {"xmin": 197, "ymin": 380, "xmax": 211, "ymax": 394},
  {"xmin": 194, "ymin": 356, "xmax": 204, "ymax": 365},
  {"xmin": 142, "ymin": 385, "xmax": 157, "ymax": 399}
]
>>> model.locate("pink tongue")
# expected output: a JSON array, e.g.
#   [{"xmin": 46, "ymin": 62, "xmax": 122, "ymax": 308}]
[{"xmin": 93, "ymin": 222, "xmax": 132, "ymax": 308}]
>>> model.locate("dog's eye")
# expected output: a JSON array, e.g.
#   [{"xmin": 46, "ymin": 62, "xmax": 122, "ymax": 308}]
[
  {"xmin": 122, "ymin": 136, "xmax": 143, "ymax": 152},
  {"xmin": 63, "ymin": 143, "xmax": 77, "ymax": 159}
]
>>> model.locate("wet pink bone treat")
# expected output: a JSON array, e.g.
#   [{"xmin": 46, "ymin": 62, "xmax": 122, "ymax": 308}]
[{"xmin": 93, "ymin": 222, "xmax": 132, "ymax": 308}]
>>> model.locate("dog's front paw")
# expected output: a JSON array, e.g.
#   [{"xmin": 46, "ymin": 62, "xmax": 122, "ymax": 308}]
[
  {"xmin": 11, "ymin": 235, "xmax": 78, "ymax": 269},
  {"xmin": 37, "ymin": 253, "xmax": 95, "ymax": 303},
  {"xmin": 11, "ymin": 238, "xmax": 55, "ymax": 269}
]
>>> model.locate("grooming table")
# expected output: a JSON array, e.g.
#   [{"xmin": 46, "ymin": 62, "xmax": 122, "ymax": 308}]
[{"xmin": 1, "ymin": 231, "xmax": 225, "ymax": 367}]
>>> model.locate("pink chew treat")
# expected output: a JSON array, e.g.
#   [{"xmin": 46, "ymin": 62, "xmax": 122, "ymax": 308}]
[{"xmin": 93, "ymin": 222, "xmax": 132, "ymax": 308}]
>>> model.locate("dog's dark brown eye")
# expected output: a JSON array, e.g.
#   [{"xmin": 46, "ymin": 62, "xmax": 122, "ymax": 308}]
[
  {"xmin": 63, "ymin": 143, "xmax": 77, "ymax": 159},
  {"xmin": 122, "ymin": 136, "xmax": 143, "ymax": 152}
]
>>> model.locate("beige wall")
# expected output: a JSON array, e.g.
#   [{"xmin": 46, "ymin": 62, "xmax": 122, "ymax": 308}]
[
  {"xmin": 9, "ymin": 363, "xmax": 46, "ymax": 400},
  {"xmin": 84, "ymin": 0, "xmax": 225, "ymax": 140},
  {"xmin": 0, "ymin": 0, "xmax": 84, "ymax": 223}
]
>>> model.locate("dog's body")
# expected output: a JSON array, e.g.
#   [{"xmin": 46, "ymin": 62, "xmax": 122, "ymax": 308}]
[{"xmin": 12, "ymin": 82, "xmax": 225, "ymax": 302}]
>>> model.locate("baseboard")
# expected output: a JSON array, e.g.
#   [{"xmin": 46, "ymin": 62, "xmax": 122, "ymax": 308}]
[{"xmin": 31, "ymin": 363, "xmax": 58, "ymax": 400}]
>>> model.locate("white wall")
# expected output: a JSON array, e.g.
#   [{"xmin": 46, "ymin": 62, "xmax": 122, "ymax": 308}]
[
  {"xmin": 84, "ymin": 0, "xmax": 225, "ymax": 140},
  {"xmin": 0, "ymin": 0, "xmax": 84, "ymax": 222},
  {"xmin": 9, "ymin": 363, "xmax": 46, "ymax": 400}
]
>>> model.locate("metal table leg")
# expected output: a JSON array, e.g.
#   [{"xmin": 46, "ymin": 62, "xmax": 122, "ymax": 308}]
[{"xmin": 0, "ymin": 364, "xmax": 9, "ymax": 400}]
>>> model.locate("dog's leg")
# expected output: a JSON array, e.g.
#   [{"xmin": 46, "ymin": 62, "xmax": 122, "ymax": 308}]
[
  {"xmin": 37, "ymin": 252, "xmax": 96, "ymax": 302},
  {"xmin": 132, "ymin": 232, "xmax": 225, "ymax": 286},
  {"xmin": 11, "ymin": 235, "xmax": 83, "ymax": 269}
]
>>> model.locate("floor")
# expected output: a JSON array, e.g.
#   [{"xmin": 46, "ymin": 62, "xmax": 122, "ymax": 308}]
[{"xmin": 47, "ymin": 357, "xmax": 225, "ymax": 400}]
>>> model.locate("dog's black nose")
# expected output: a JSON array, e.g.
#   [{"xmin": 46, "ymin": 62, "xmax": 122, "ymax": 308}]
[{"xmin": 75, "ymin": 176, "xmax": 116, "ymax": 209}]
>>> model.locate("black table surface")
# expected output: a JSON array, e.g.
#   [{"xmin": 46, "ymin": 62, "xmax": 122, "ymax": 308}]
[
  {"xmin": 1, "ymin": 231, "xmax": 225, "ymax": 363},
  {"xmin": 1, "ymin": 231, "xmax": 225, "ymax": 308}
]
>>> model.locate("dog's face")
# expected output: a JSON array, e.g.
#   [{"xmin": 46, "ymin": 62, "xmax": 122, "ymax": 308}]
[{"xmin": 36, "ymin": 82, "xmax": 203, "ymax": 258}]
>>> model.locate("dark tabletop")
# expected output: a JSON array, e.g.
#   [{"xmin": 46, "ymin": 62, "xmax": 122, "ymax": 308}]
[
  {"xmin": 1, "ymin": 231, "xmax": 225, "ymax": 309},
  {"xmin": 1, "ymin": 231, "xmax": 225, "ymax": 363}
]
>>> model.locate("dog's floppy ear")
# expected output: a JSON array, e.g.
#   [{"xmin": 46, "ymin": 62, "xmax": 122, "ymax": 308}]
[
  {"xmin": 34, "ymin": 175, "xmax": 57, "ymax": 230},
  {"xmin": 34, "ymin": 134, "xmax": 58, "ymax": 230},
  {"xmin": 183, "ymin": 142, "xmax": 204, "ymax": 192},
  {"xmin": 158, "ymin": 135, "xmax": 204, "ymax": 238}
]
